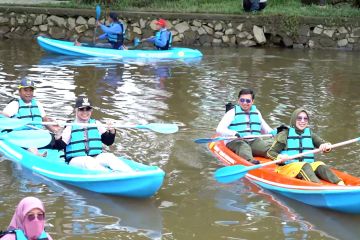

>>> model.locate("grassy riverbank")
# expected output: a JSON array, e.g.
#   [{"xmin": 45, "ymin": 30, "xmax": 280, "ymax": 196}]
[
  {"xmin": 4, "ymin": 0, "xmax": 360, "ymax": 17},
  {"xmin": 61, "ymin": 0, "xmax": 360, "ymax": 17}
]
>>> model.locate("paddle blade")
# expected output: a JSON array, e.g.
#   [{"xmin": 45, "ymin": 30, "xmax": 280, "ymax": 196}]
[
  {"xmin": 214, "ymin": 165, "xmax": 248, "ymax": 183},
  {"xmin": 0, "ymin": 118, "xmax": 29, "ymax": 130},
  {"xmin": 4, "ymin": 130, "xmax": 52, "ymax": 148},
  {"xmin": 95, "ymin": 4, "xmax": 101, "ymax": 20},
  {"xmin": 134, "ymin": 37, "xmax": 143, "ymax": 47},
  {"xmin": 140, "ymin": 123, "xmax": 179, "ymax": 134}
]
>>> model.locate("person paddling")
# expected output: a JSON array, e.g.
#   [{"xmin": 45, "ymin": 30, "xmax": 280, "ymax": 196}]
[
  {"xmin": 95, "ymin": 12, "xmax": 126, "ymax": 50},
  {"xmin": 216, "ymin": 88, "xmax": 274, "ymax": 164},
  {"xmin": 267, "ymin": 108, "xmax": 345, "ymax": 185},
  {"xmin": 144, "ymin": 18, "xmax": 172, "ymax": 50},
  {"xmin": 0, "ymin": 196, "xmax": 53, "ymax": 240},
  {"xmin": 53, "ymin": 96, "xmax": 133, "ymax": 172},
  {"xmin": 1, "ymin": 78, "xmax": 59, "ymax": 156},
  {"xmin": 74, "ymin": 12, "xmax": 125, "ymax": 50},
  {"xmin": 96, "ymin": 12, "xmax": 125, "ymax": 49}
]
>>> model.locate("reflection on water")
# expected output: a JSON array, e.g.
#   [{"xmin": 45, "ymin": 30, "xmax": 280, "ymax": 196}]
[
  {"xmin": 214, "ymin": 179, "xmax": 341, "ymax": 239},
  {"xmin": 0, "ymin": 39, "xmax": 360, "ymax": 239},
  {"xmin": 1, "ymin": 161, "xmax": 162, "ymax": 239}
]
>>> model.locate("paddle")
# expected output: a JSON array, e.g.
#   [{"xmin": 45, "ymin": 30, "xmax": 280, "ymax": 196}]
[
  {"xmin": 0, "ymin": 130, "xmax": 52, "ymax": 148},
  {"xmin": 214, "ymin": 137, "xmax": 360, "ymax": 184},
  {"xmin": 93, "ymin": 4, "xmax": 101, "ymax": 44},
  {"xmin": 133, "ymin": 37, "xmax": 143, "ymax": 47},
  {"xmin": 0, "ymin": 118, "xmax": 178, "ymax": 134},
  {"xmin": 133, "ymin": 37, "xmax": 154, "ymax": 47},
  {"xmin": 194, "ymin": 134, "xmax": 273, "ymax": 144}
]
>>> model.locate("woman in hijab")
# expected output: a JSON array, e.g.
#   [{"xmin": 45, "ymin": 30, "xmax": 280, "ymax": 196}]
[
  {"xmin": 0, "ymin": 196, "xmax": 53, "ymax": 240},
  {"xmin": 267, "ymin": 108, "xmax": 345, "ymax": 185}
]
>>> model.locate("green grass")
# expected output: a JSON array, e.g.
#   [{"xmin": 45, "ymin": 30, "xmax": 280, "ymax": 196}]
[{"xmin": 16, "ymin": 0, "xmax": 360, "ymax": 17}]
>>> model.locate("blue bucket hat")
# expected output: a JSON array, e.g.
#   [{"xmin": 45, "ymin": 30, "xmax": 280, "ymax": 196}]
[{"xmin": 18, "ymin": 79, "xmax": 36, "ymax": 89}]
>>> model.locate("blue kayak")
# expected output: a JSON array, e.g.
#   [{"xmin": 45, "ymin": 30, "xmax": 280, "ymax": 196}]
[
  {"xmin": 0, "ymin": 137, "xmax": 165, "ymax": 198},
  {"xmin": 37, "ymin": 36, "xmax": 203, "ymax": 60}
]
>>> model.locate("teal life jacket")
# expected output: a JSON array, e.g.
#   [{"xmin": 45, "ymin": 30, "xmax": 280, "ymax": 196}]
[
  {"xmin": 13, "ymin": 98, "xmax": 43, "ymax": 128},
  {"xmin": 0, "ymin": 229, "xmax": 48, "ymax": 240},
  {"xmin": 107, "ymin": 22, "xmax": 125, "ymax": 49},
  {"xmin": 228, "ymin": 105, "xmax": 262, "ymax": 137},
  {"xmin": 155, "ymin": 29, "xmax": 172, "ymax": 50},
  {"xmin": 281, "ymin": 127, "xmax": 315, "ymax": 164},
  {"xmin": 65, "ymin": 119, "xmax": 103, "ymax": 161}
]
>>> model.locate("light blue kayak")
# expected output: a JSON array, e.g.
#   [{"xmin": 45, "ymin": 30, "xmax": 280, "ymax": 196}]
[
  {"xmin": 37, "ymin": 36, "xmax": 203, "ymax": 60},
  {"xmin": 0, "ymin": 137, "xmax": 165, "ymax": 198}
]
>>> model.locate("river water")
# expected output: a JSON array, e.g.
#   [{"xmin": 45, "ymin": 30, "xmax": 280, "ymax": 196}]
[{"xmin": 0, "ymin": 39, "xmax": 360, "ymax": 240}]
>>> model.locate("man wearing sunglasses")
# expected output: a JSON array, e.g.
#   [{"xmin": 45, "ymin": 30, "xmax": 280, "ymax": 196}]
[
  {"xmin": 216, "ymin": 88, "xmax": 273, "ymax": 164},
  {"xmin": 53, "ymin": 96, "xmax": 133, "ymax": 172}
]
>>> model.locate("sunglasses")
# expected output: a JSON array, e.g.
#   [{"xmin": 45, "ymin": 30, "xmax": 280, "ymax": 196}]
[
  {"xmin": 296, "ymin": 116, "xmax": 309, "ymax": 122},
  {"xmin": 78, "ymin": 106, "xmax": 92, "ymax": 112},
  {"xmin": 26, "ymin": 213, "xmax": 45, "ymax": 221},
  {"xmin": 239, "ymin": 98, "xmax": 252, "ymax": 104}
]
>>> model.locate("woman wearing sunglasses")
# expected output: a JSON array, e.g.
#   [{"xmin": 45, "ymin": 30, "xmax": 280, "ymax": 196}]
[
  {"xmin": 267, "ymin": 108, "xmax": 344, "ymax": 185},
  {"xmin": 53, "ymin": 96, "xmax": 133, "ymax": 172},
  {"xmin": 216, "ymin": 88, "xmax": 274, "ymax": 164},
  {"xmin": 0, "ymin": 196, "xmax": 52, "ymax": 240}
]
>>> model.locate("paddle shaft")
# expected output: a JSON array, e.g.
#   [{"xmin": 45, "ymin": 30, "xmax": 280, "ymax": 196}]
[
  {"xmin": 195, "ymin": 134, "xmax": 273, "ymax": 144},
  {"xmin": 236, "ymin": 137, "xmax": 360, "ymax": 173},
  {"xmin": 28, "ymin": 121, "xmax": 177, "ymax": 134},
  {"xmin": 37, "ymin": 121, "xmax": 143, "ymax": 129},
  {"xmin": 93, "ymin": 5, "xmax": 101, "ymax": 44}
]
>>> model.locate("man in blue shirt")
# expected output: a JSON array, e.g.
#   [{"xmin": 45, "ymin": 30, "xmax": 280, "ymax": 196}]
[
  {"xmin": 96, "ymin": 12, "xmax": 125, "ymax": 49},
  {"xmin": 146, "ymin": 18, "xmax": 172, "ymax": 50}
]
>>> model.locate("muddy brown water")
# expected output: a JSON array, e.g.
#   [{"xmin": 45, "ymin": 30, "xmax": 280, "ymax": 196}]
[{"xmin": 0, "ymin": 39, "xmax": 360, "ymax": 239}]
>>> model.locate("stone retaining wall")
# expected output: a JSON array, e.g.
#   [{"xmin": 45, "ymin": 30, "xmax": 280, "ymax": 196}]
[{"xmin": 1, "ymin": 6, "xmax": 360, "ymax": 50}]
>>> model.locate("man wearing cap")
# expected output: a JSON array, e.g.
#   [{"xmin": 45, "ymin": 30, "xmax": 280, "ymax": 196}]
[
  {"xmin": 53, "ymin": 96, "xmax": 133, "ymax": 172},
  {"xmin": 1, "ymin": 79, "xmax": 59, "ymax": 157},
  {"xmin": 2, "ymin": 79, "xmax": 58, "ymax": 133},
  {"xmin": 145, "ymin": 18, "xmax": 172, "ymax": 50},
  {"xmin": 96, "ymin": 12, "xmax": 125, "ymax": 49}
]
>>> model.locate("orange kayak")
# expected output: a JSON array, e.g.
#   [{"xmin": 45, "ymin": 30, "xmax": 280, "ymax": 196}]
[{"xmin": 209, "ymin": 139, "xmax": 360, "ymax": 214}]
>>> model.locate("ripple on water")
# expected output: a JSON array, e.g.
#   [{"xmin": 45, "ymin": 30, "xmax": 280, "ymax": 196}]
[{"xmin": 1, "ymin": 42, "xmax": 360, "ymax": 239}]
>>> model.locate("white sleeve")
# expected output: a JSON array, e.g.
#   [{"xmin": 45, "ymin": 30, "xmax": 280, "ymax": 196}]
[
  {"xmin": 96, "ymin": 120, "xmax": 107, "ymax": 134},
  {"xmin": 216, "ymin": 108, "xmax": 238, "ymax": 136},
  {"xmin": 257, "ymin": 110, "xmax": 272, "ymax": 134},
  {"xmin": 2, "ymin": 101, "xmax": 19, "ymax": 117},
  {"xmin": 61, "ymin": 126, "xmax": 72, "ymax": 144},
  {"xmin": 35, "ymin": 100, "xmax": 47, "ymax": 118}
]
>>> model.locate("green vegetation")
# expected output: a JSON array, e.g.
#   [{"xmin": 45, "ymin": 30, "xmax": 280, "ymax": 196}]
[{"xmin": 34, "ymin": 0, "xmax": 360, "ymax": 17}]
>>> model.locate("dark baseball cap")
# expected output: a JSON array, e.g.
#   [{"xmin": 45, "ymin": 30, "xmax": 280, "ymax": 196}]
[
  {"xmin": 18, "ymin": 79, "xmax": 36, "ymax": 89},
  {"xmin": 75, "ymin": 96, "xmax": 93, "ymax": 108}
]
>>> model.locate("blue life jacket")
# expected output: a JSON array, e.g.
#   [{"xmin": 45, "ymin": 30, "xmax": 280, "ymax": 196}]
[
  {"xmin": 281, "ymin": 127, "xmax": 315, "ymax": 164},
  {"xmin": 0, "ymin": 229, "xmax": 48, "ymax": 240},
  {"xmin": 155, "ymin": 29, "xmax": 172, "ymax": 50},
  {"xmin": 107, "ymin": 22, "xmax": 125, "ymax": 49},
  {"xmin": 65, "ymin": 119, "xmax": 103, "ymax": 161},
  {"xmin": 13, "ymin": 98, "xmax": 43, "ymax": 128},
  {"xmin": 228, "ymin": 105, "xmax": 262, "ymax": 137}
]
